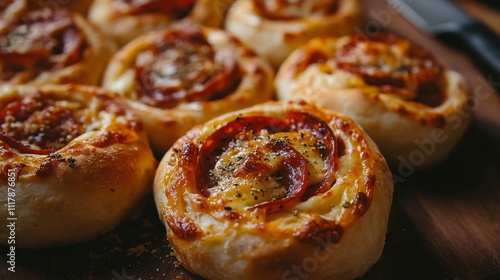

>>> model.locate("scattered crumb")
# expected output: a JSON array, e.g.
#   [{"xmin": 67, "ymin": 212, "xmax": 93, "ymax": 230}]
[
  {"xmin": 127, "ymin": 244, "xmax": 148, "ymax": 257},
  {"xmin": 111, "ymin": 247, "xmax": 123, "ymax": 253}
]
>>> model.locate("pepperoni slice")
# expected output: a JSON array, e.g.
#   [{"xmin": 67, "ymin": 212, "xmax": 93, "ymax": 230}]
[
  {"xmin": 335, "ymin": 34, "xmax": 445, "ymax": 107},
  {"xmin": 253, "ymin": 0, "xmax": 339, "ymax": 20},
  {"xmin": 0, "ymin": 9, "xmax": 86, "ymax": 81},
  {"xmin": 247, "ymin": 139, "xmax": 309, "ymax": 211},
  {"xmin": 115, "ymin": 0, "xmax": 195, "ymax": 17},
  {"xmin": 134, "ymin": 28, "xmax": 241, "ymax": 108},
  {"xmin": 284, "ymin": 111, "xmax": 337, "ymax": 198},
  {"xmin": 197, "ymin": 111, "xmax": 337, "ymax": 211},
  {"xmin": 198, "ymin": 115, "xmax": 289, "ymax": 193},
  {"xmin": 0, "ymin": 94, "xmax": 83, "ymax": 153}
]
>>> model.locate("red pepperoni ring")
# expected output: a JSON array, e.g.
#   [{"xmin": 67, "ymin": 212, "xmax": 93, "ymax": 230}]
[
  {"xmin": 134, "ymin": 28, "xmax": 242, "ymax": 109},
  {"xmin": 246, "ymin": 139, "xmax": 309, "ymax": 211},
  {"xmin": 0, "ymin": 94, "xmax": 83, "ymax": 153},
  {"xmin": 285, "ymin": 111, "xmax": 337, "ymax": 198},
  {"xmin": 197, "ymin": 111, "xmax": 337, "ymax": 211},
  {"xmin": 0, "ymin": 9, "xmax": 86, "ymax": 81},
  {"xmin": 335, "ymin": 34, "xmax": 444, "ymax": 106}
]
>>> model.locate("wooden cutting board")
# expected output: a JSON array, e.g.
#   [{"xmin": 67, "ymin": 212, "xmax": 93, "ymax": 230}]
[{"xmin": 1, "ymin": 0, "xmax": 499, "ymax": 279}]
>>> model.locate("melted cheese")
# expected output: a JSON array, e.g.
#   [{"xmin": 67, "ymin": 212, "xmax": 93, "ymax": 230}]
[
  {"xmin": 208, "ymin": 129, "xmax": 326, "ymax": 211},
  {"xmin": 259, "ymin": 0, "xmax": 338, "ymax": 19},
  {"xmin": 302, "ymin": 63, "xmax": 365, "ymax": 89}
]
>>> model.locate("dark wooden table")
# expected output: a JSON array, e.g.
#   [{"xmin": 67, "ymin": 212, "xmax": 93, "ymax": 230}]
[{"xmin": 2, "ymin": 0, "xmax": 500, "ymax": 279}]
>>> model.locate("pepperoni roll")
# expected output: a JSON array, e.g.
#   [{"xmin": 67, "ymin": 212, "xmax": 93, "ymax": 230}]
[
  {"xmin": 0, "ymin": 8, "xmax": 116, "ymax": 85},
  {"xmin": 88, "ymin": 0, "xmax": 236, "ymax": 46},
  {"xmin": 154, "ymin": 101, "xmax": 393, "ymax": 280},
  {"xmin": 225, "ymin": 0, "xmax": 363, "ymax": 68},
  {"xmin": 0, "ymin": 84, "xmax": 156, "ymax": 248},
  {"xmin": 276, "ymin": 34, "xmax": 470, "ymax": 168},
  {"xmin": 103, "ymin": 24, "xmax": 274, "ymax": 157}
]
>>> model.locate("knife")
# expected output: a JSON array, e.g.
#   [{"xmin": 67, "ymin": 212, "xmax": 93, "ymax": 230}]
[{"xmin": 389, "ymin": 0, "xmax": 500, "ymax": 85}]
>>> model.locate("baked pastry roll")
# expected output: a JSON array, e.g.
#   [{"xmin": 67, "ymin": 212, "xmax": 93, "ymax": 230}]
[
  {"xmin": 0, "ymin": 84, "xmax": 157, "ymax": 248},
  {"xmin": 0, "ymin": 8, "xmax": 116, "ymax": 85},
  {"xmin": 88, "ymin": 0, "xmax": 236, "ymax": 46},
  {"xmin": 103, "ymin": 24, "xmax": 274, "ymax": 157},
  {"xmin": 154, "ymin": 101, "xmax": 393, "ymax": 280},
  {"xmin": 225, "ymin": 0, "xmax": 363, "ymax": 68},
  {"xmin": 276, "ymin": 34, "xmax": 470, "ymax": 168}
]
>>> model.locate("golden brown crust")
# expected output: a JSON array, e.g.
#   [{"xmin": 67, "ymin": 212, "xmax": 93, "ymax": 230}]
[
  {"xmin": 0, "ymin": 8, "xmax": 117, "ymax": 86},
  {"xmin": 103, "ymin": 24, "xmax": 274, "ymax": 157},
  {"xmin": 154, "ymin": 101, "xmax": 393, "ymax": 280},
  {"xmin": 276, "ymin": 34, "xmax": 470, "ymax": 168},
  {"xmin": 88, "ymin": 0, "xmax": 236, "ymax": 46},
  {"xmin": 0, "ymin": 84, "xmax": 157, "ymax": 248},
  {"xmin": 225, "ymin": 0, "xmax": 364, "ymax": 68}
]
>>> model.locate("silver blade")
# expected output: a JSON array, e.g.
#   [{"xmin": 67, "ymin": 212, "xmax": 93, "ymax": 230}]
[{"xmin": 389, "ymin": 0, "xmax": 473, "ymax": 34}]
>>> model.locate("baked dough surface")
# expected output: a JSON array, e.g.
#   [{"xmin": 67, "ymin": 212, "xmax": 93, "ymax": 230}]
[
  {"xmin": 0, "ymin": 84, "xmax": 157, "ymax": 248},
  {"xmin": 89, "ymin": 0, "xmax": 236, "ymax": 46},
  {"xmin": 276, "ymin": 34, "xmax": 470, "ymax": 168},
  {"xmin": 225, "ymin": 0, "xmax": 363, "ymax": 68},
  {"xmin": 0, "ymin": 8, "xmax": 117, "ymax": 85},
  {"xmin": 103, "ymin": 24, "xmax": 274, "ymax": 157},
  {"xmin": 154, "ymin": 101, "xmax": 393, "ymax": 280}
]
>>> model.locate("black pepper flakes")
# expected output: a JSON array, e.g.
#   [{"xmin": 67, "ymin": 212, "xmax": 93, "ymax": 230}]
[
  {"xmin": 47, "ymin": 153, "xmax": 63, "ymax": 160},
  {"xmin": 224, "ymin": 206, "xmax": 232, "ymax": 211},
  {"xmin": 317, "ymin": 140, "xmax": 326, "ymax": 151},
  {"xmin": 47, "ymin": 153, "xmax": 76, "ymax": 168},
  {"xmin": 67, "ymin": 157, "xmax": 76, "ymax": 168}
]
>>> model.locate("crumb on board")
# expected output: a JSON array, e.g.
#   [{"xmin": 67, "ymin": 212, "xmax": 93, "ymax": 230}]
[
  {"xmin": 127, "ymin": 244, "xmax": 148, "ymax": 257},
  {"xmin": 111, "ymin": 247, "xmax": 122, "ymax": 253}
]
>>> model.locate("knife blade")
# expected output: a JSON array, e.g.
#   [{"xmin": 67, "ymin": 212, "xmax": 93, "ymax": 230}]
[{"xmin": 389, "ymin": 0, "xmax": 500, "ymax": 84}]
